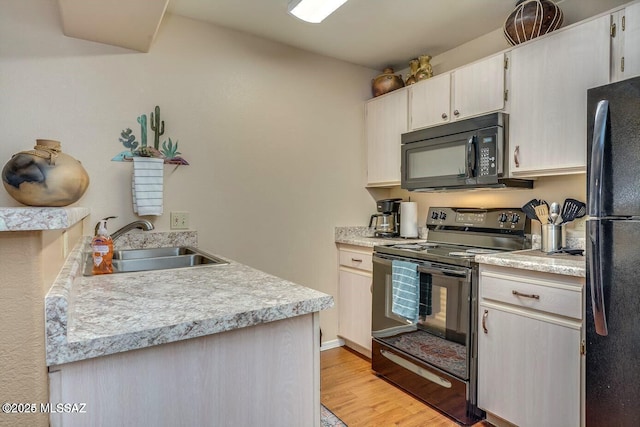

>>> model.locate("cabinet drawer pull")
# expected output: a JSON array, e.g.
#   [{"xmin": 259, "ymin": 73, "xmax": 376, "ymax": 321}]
[
  {"xmin": 514, "ymin": 145, "xmax": 520, "ymax": 168},
  {"xmin": 453, "ymin": 109, "xmax": 460, "ymax": 116},
  {"xmin": 482, "ymin": 309, "xmax": 488, "ymax": 334},
  {"xmin": 512, "ymin": 290, "xmax": 540, "ymax": 300},
  {"xmin": 441, "ymin": 113, "xmax": 448, "ymax": 120},
  {"xmin": 351, "ymin": 258, "xmax": 363, "ymax": 262}
]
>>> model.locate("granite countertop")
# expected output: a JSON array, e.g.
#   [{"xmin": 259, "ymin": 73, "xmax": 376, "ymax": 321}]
[
  {"xmin": 335, "ymin": 226, "xmax": 426, "ymax": 248},
  {"xmin": 45, "ymin": 238, "xmax": 334, "ymax": 366},
  {"xmin": 475, "ymin": 249, "xmax": 586, "ymax": 277},
  {"xmin": 0, "ymin": 206, "xmax": 90, "ymax": 231}
]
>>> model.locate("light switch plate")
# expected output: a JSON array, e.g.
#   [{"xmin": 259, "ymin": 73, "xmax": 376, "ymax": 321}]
[{"xmin": 170, "ymin": 211, "xmax": 190, "ymax": 230}]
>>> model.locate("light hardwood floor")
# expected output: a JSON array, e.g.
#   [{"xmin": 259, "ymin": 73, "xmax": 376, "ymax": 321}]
[{"xmin": 320, "ymin": 346, "xmax": 491, "ymax": 427}]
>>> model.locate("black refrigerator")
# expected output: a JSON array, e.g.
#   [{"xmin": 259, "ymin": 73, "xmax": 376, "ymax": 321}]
[{"xmin": 586, "ymin": 75, "xmax": 640, "ymax": 427}]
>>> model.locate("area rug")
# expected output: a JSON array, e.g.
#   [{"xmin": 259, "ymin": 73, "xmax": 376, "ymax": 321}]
[{"xmin": 321, "ymin": 404, "xmax": 347, "ymax": 426}]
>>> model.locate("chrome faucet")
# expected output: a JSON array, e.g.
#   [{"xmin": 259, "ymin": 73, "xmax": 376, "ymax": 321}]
[
  {"xmin": 94, "ymin": 218, "xmax": 154, "ymax": 240},
  {"xmin": 111, "ymin": 220, "xmax": 154, "ymax": 240}
]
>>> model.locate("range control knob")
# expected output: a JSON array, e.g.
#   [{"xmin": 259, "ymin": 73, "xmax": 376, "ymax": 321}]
[
  {"xmin": 498, "ymin": 213, "xmax": 508, "ymax": 223},
  {"xmin": 511, "ymin": 214, "xmax": 520, "ymax": 224},
  {"xmin": 431, "ymin": 211, "xmax": 439, "ymax": 220},
  {"xmin": 439, "ymin": 211, "xmax": 447, "ymax": 220}
]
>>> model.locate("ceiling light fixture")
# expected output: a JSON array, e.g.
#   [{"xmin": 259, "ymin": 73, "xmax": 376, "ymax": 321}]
[{"xmin": 288, "ymin": 0, "xmax": 348, "ymax": 24}]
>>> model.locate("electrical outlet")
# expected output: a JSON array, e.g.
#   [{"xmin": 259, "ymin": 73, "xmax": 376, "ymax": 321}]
[{"xmin": 170, "ymin": 211, "xmax": 190, "ymax": 230}]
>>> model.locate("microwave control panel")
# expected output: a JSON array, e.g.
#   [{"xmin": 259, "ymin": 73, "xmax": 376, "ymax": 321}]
[{"xmin": 479, "ymin": 135, "xmax": 497, "ymax": 177}]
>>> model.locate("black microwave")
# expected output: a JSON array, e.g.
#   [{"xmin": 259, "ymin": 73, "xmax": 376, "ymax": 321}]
[{"xmin": 401, "ymin": 113, "xmax": 532, "ymax": 191}]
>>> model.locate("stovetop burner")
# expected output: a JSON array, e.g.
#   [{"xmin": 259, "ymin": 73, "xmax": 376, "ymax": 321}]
[
  {"xmin": 448, "ymin": 251, "xmax": 477, "ymax": 257},
  {"xmin": 392, "ymin": 242, "xmax": 439, "ymax": 250}
]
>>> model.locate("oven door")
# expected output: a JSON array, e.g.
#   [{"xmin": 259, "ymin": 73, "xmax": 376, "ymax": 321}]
[
  {"xmin": 401, "ymin": 130, "xmax": 478, "ymax": 190},
  {"xmin": 372, "ymin": 254, "xmax": 472, "ymax": 379}
]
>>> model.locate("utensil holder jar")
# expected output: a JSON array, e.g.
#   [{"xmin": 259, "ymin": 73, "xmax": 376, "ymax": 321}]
[{"xmin": 541, "ymin": 224, "xmax": 566, "ymax": 252}]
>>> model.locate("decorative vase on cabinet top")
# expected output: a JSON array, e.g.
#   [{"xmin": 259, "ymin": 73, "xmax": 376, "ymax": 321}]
[
  {"xmin": 405, "ymin": 59, "xmax": 420, "ymax": 86},
  {"xmin": 414, "ymin": 55, "xmax": 433, "ymax": 82},
  {"xmin": 503, "ymin": 0, "xmax": 563, "ymax": 46},
  {"xmin": 372, "ymin": 67, "xmax": 405, "ymax": 97},
  {"xmin": 2, "ymin": 139, "xmax": 90, "ymax": 207}
]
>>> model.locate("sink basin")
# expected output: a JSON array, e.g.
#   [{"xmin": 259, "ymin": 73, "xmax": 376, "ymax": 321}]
[{"xmin": 83, "ymin": 246, "xmax": 227, "ymax": 276}]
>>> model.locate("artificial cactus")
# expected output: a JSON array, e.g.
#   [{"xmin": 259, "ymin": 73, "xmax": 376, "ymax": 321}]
[
  {"xmin": 150, "ymin": 105, "xmax": 165, "ymax": 150},
  {"xmin": 119, "ymin": 128, "xmax": 139, "ymax": 151},
  {"xmin": 161, "ymin": 138, "xmax": 181, "ymax": 159},
  {"xmin": 137, "ymin": 114, "xmax": 148, "ymax": 147}
]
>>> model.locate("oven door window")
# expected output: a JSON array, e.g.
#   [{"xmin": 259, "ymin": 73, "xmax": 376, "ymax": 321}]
[{"xmin": 417, "ymin": 267, "xmax": 470, "ymax": 346}]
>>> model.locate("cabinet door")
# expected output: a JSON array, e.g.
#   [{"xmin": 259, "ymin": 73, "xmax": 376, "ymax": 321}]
[
  {"xmin": 338, "ymin": 269, "xmax": 372, "ymax": 353},
  {"xmin": 365, "ymin": 89, "xmax": 407, "ymax": 186},
  {"xmin": 623, "ymin": 2, "xmax": 640, "ymax": 79},
  {"xmin": 409, "ymin": 73, "xmax": 451, "ymax": 130},
  {"xmin": 478, "ymin": 304, "xmax": 581, "ymax": 427},
  {"xmin": 509, "ymin": 16, "xmax": 610, "ymax": 176},
  {"xmin": 452, "ymin": 53, "xmax": 505, "ymax": 121}
]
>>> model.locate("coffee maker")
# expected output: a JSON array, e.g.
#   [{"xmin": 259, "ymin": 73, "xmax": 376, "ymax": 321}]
[{"xmin": 369, "ymin": 198, "xmax": 402, "ymax": 237}]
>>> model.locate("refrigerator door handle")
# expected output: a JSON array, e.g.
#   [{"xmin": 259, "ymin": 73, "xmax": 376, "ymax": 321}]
[
  {"xmin": 588, "ymin": 220, "xmax": 608, "ymax": 336},
  {"xmin": 588, "ymin": 100, "xmax": 608, "ymax": 217}
]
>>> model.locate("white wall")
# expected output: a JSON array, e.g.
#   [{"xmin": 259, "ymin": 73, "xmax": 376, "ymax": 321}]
[{"xmin": 0, "ymin": 0, "xmax": 379, "ymax": 343}]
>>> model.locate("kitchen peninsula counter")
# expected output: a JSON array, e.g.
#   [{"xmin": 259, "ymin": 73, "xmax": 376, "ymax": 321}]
[{"xmin": 45, "ymin": 239, "xmax": 333, "ymax": 367}]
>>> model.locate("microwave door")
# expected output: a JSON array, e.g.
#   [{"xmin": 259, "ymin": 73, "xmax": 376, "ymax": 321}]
[{"xmin": 402, "ymin": 131, "xmax": 477, "ymax": 190}]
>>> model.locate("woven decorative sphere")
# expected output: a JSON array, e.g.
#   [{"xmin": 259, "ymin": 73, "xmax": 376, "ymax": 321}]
[{"xmin": 503, "ymin": 0, "xmax": 563, "ymax": 46}]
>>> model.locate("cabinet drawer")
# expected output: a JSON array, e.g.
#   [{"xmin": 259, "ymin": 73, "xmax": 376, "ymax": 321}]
[
  {"xmin": 481, "ymin": 271, "xmax": 582, "ymax": 319},
  {"xmin": 339, "ymin": 249, "xmax": 373, "ymax": 272}
]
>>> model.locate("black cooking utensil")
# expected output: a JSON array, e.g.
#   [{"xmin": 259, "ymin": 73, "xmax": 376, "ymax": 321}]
[
  {"xmin": 561, "ymin": 198, "xmax": 587, "ymax": 224},
  {"xmin": 547, "ymin": 248, "xmax": 585, "ymax": 256},
  {"xmin": 522, "ymin": 199, "xmax": 541, "ymax": 221}
]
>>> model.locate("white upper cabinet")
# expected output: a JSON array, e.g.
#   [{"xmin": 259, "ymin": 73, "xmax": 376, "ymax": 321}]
[
  {"xmin": 365, "ymin": 89, "xmax": 408, "ymax": 186},
  {"xmin": 452, "ymin": 53, "xmax": 506, "ymax": 121},
  {"xmin": 612, "ymin": 2, "xmax": 640, "ymax": 82},
  {"xmin": 409, "ymin": 53, "xmax": 506, "ymax": 131},
  {"xmin": 508, "ymin": 15, "xmax": 611, "ymax": 177},
  {"xmin": 409, "ymin": 73, "xmax": 451, "ymax": 130}
]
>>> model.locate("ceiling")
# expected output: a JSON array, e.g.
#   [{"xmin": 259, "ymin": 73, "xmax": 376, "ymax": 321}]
[{"xmin": 166, "ymin": 0, "xmax": 629, "ymax": 71}]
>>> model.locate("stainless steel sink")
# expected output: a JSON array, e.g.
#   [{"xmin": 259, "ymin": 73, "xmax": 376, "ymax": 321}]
[{"xmin": 83, "ymin": 246, "xmax": 227, "ymax": 276}]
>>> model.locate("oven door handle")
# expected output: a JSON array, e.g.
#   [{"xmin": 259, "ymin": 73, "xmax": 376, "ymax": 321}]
[
  {"xmin": 418, "ymin": 265, "xmax": 468, "ymax": 278},
  {"xmin": 374, "ymin": 256, "xmax": 469, "ymax": 278}
]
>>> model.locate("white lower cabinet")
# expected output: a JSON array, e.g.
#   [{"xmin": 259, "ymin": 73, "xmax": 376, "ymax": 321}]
[
  {"xmin": 337, "ymin": 245, "xmax": 372, "ymax": 357},
  {"xmin": 477, "ymin": 265, "xmax": 584, "ymax": 427}
]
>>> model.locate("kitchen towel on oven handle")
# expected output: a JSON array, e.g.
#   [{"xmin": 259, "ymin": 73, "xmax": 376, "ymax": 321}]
[{"xmin": 391, "ymin": 260, "xmax": 420, "ymax": 322}]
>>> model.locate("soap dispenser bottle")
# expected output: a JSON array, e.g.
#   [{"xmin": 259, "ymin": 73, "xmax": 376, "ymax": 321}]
[{"xmin": 91, "ymin": 219, "xmax": 113, "ymax": 275}]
